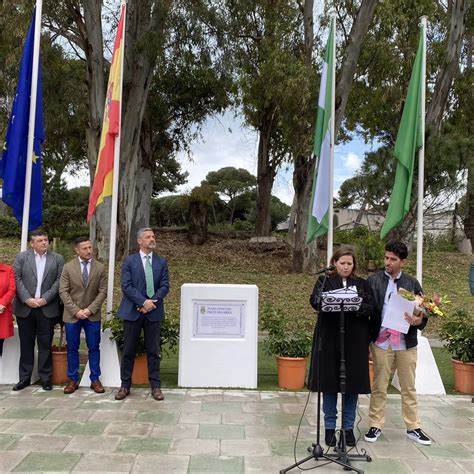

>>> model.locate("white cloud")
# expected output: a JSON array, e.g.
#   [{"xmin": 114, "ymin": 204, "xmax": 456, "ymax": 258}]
[
  {"xmin": 342, "ymin": 152, "xmax": 362, "ymax": 172},
  {"xmin": 174, "ymin": 112, "xmax": 258, "ymax": 193}
]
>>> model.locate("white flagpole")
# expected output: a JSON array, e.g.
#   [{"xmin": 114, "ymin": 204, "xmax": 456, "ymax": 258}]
[
  {"xmin": 20, "ymin": 0, "xmax": 42, "ymax": 251},
  {"xmin": 416, "ymin": 16, "xmax": 427, "ymax": 285},
  {"xmin": 106, "ymin": 0, "xmax": 126, "ymax": 317},
  {"xmin": 327, "ymin": 15, "xmax": 336, "ymax": 266}
]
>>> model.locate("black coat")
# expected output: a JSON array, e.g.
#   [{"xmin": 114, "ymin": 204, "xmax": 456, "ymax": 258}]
[{"xmin": 307, "ymin": 274, "xmax": 375, "ymax": 394}]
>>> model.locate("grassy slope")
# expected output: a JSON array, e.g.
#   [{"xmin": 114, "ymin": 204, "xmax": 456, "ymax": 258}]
[
  {"xmin": 1, "ymin": 233, "xmax": 471, "ymax": 393},
  {"xmin": 1, "ymin": 232, "xmax": 472, "ymax": 329}
]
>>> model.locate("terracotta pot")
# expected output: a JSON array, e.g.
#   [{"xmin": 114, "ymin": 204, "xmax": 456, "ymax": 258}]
[
  {"xmin": 276, "ymin": 356, "xmax": 307, "ymax": 390},
  {"xmin": 452, "ymin": 359, "xmax": 474, "ymax": 394},
  {"xmin": 51, "ymin": 349, "xmax": 68, "ymax": 385},
  {"xmin": 132, "ymin": 353, "xmax": 149, "ymax": 385}
]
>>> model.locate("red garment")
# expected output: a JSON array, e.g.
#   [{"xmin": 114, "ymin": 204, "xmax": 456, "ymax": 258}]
[{"xmin": 0, "ymin": 263, "xmax": 15, "ymax": 339}]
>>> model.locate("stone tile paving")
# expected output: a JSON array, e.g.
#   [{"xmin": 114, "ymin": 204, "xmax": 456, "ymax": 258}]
[{"xmin": 0, "ymin": 385, "xmax": 471, "ymax": 473}]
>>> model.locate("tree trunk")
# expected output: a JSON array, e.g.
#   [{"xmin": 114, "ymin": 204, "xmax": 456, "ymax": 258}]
[
  {"xmin": 291, "ymin": 0, "xmax": 315, "ymax": 272},
  {"xmin": 334, "ymin": 0, "xmax": 378, "ymax": 133},
  {"xmin": 464, "ymin": 28, "xmax": 474, "ymax": 244},
  {"xmin": 426, "ymin": 0, "xmax": 469, "ymax": 132},
  {"xmin": 290, "ymin": 0, "xmax": 378, "ymax": 272},
  {"xmin": 292, "ymin": 155, "xmax": 315, "ymax": 272},
  {"xmin": 114, "ymin": 0, "xmax": 171, "ymax": 257},
  {"xmin": 287, "ymin": 193, "xmax": 297, "ymax": 246},
  {"xmin": 188, "ymin": 200, "xmax": 208, "ymax": 245},
  {"xmin": 465, "ymin": 150, "xmax": 474, "ymax": 243},
  {"xmin": 255, "ymin": 118, "xmax": 275, "ymax": 236},
  {"xmin": 77, "ymin": 0, "xmax": 110, "ymax": 260}
]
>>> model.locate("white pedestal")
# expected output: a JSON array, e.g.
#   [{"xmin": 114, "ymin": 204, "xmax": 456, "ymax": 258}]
[
  {"xmin": 178, "ymin": 284, "xmax": 258, "ymax": 389},
  {"xmin": 0, "ymin": 326, "xmax": 38, "ymax": 384},
  {"xmin": 79, "ymin": 328, "xmax": 122, "ymax": 388},
  {"xmin": 392, "ymin": 334, "xmax": 445, "ymax": 395}
]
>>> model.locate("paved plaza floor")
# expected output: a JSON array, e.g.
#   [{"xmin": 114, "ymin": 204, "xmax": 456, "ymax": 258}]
[{"xmin": 0, "ymin": 384, "xmax": 472, "ymax": 473}]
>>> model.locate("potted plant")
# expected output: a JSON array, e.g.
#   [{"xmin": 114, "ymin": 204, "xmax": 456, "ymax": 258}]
[
  {"xmin": 51, "ymin": 318, "xmax": 68, "ymax": 385},
  {"xmin": 102, "ymin": 313, "xmax": 179, "ymax": 384},
  {"xmin": 261, "ymin": 304, "xmax": 313, "ymax": 390},
  {"xmin": 439, "ymin": 309, "xmax": 474, "ymax": 394}
]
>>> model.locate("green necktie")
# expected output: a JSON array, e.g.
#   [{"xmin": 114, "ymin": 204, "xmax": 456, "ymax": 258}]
[{"xmin": 145, "ymin": 255, "xmax": 154, "ymax": 298}]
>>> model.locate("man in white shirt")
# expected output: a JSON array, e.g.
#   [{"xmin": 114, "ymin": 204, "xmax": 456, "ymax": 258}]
[
  {"xmin": 364, "ymin": 241, "xmax": 431, "ymax": 446},
  {"xmin": 12, "ymin": 230, "xmax": 64, "ymax": 391}
]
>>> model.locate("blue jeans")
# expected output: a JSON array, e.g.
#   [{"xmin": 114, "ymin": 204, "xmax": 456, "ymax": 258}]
[
  {"xmin": 323, "ymin": 392, "xmax": 358, "ymax": 429},
  {"xmin": 65, "ymin": 320, "xmax": 101, "ymax": 382}
]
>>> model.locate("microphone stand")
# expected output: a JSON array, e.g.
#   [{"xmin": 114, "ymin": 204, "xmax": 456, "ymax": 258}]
[{"xmin": 280, "ymin": 281, "xmax": 372, "ymax": 474}]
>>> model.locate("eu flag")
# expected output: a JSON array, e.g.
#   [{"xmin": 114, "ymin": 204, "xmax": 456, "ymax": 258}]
[{"xmin": 0, "ymin": 9, "xmax": 44, "ymax": 231}]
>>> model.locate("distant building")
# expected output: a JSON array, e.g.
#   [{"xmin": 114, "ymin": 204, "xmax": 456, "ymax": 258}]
[{"xmin": 277, "ymin": 207, "xmax": 464, "ymax": 238}]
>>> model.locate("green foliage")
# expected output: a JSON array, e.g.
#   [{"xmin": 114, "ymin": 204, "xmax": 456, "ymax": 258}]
[
  {"xmin": 43, "ymin": 204, "xmax": 87, "ymax": 240},
  {"xmin": 423, "ymin": 231, "xmax": 457, "ymax": 253},
  {"xmin": 189, "ymin": 182, "xmax": 219, "ymax": 206},
  {"xmin": 260, "ymin": 304, "xmax": 313, "ymax": 358},
  {"xmin": 334, "ymin": 227, "xmax": 385, "ymax": 271},
  {"xmin": 0, "ymin": 216, "xmax": 21, "ymax": 238},
  {"xmin": 151, "ymin": 195, "xmax": 189, "ymax": 227},
  {"xmin": 245, "ymin": 193, "xmax": 291, "ymax": 231},
  {"xmin": 102, "ymin": 313, "xmax": 180, "ymax": 357},
  {"xmin": 206, "ymin": 167, "xmax": 257, "ymax": 223},
  {"xmin": 438, "ymin": 309, "xmax": 474, "ymax": 364},
  {"xmin": 232, "ymin": 218, "xmax": 254, "ymax": 231}
]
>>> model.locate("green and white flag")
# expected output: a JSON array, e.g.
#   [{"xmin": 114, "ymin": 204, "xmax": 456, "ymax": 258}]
[
  {"xmin": 306, "ymin": 18, "xmax": 335, "ymax": 244},
  {"xmin": 380, "ymin": 24, "xmax": 425, "ymax": 239}
]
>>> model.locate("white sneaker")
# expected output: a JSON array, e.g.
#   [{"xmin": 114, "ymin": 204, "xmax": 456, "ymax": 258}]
[{"xmin": 407, "ymin": 428, "xmax": 431, "ymax": 445}]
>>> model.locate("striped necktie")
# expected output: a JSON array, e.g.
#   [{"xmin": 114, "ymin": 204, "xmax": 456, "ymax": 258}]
[{"xmin": 82, "ymin": 260, "xmax": 89, "ymax": 286}]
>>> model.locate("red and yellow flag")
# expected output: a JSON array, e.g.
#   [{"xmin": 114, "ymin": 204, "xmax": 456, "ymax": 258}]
[{"xmin": 87, "ymin": 4, "xmax": 125, "ymax": 222}]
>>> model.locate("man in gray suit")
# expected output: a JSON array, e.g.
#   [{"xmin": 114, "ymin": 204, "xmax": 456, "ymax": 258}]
[{"xmin": 12, "ymin": 230, "xmax": 64, "ymax": 391}]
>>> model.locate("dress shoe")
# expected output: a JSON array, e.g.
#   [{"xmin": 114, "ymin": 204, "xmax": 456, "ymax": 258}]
[
  {"xmin": 42, "ymin": 381, "xmax": 53, "ymax": 391},
  {"xmin": 12, "ymin": 380, "xmax": 30, "ymax": 391},
  {"xmin": 151, "ymin": 388, "xmax": 164, "ymax": 401},
  {"xmin": 90, "ymin": 380, "xmax": 105, "ymax": 394},
  {"xmin": 63, "ymin": 379, "xmax": 79, "ymax": 394},
  {"xmin": 115, "ymin": 387, "xmax": 130, "ymax": 400}
]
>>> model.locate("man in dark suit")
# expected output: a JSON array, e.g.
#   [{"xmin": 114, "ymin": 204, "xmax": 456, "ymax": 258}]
[
  {"xmin": 59, "ymin": 237, "xmax": 107, "ymax": 394},
  {"xmin": 115, "ymin": 228, "xmax": 169, "ymax": 401},
  {"xmin": 12, "ymin": 230, "xmax": 64, "ymax": 390}
]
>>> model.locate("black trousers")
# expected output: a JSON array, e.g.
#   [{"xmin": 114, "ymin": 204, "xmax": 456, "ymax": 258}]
[
  {"xmin": 17, "ymin": 308, "xmax": 55, "ymax": 384},
  {"xmin": 120, "ymin": 314, "xmax": 161, "ymax": 389},
  {"xmin": 0, "ymin": 339, "xmax": 4, "ymax": 356}
]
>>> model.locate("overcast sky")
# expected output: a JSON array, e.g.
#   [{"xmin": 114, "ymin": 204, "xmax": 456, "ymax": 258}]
[
  {"xmin": 66, "ymin": 110, "xmax": 378, "ymax": 206},
  {"xmin": 169, "ymin": 110, "xmax": 379, "ymax": 205}
]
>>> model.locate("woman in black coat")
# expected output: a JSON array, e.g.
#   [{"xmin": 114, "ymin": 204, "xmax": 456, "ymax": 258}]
[{"xmin": 308, "ymin": 246, "xmax": 375, "ymax": 448}]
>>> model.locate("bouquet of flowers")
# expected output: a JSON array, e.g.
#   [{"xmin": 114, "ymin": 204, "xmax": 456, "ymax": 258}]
[{"xmin": 398, "ymin": 288, "xmax": 450, "ymax": 317}]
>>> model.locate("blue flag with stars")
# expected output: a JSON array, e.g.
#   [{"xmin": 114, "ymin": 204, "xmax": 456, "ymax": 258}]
[{"xmin": 0, "ymin": 8, "xmax": 44, "ymax": 231}]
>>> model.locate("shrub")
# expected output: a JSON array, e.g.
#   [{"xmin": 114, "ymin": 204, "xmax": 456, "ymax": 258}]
[
  {"xmin": 335, "ymin": 227, "xmax": 384, "ymax": 271},
  {"xmin": 232, "ymin": 218, "xmax": 254, "ymax": 231},
  {"xmin": 102, "ymin": 312, "xmax": 180, "ymax": 357},
  {"xmin": 0, "ymin": 216, "xmax": 21, "ymax": 238},
  {"xmin": 260, "ymin": 304, "xmax": 313, "ymax": 358},
  {"xmin": 438, "ymin": 309, "xmax": 474, "ymax": 363}
]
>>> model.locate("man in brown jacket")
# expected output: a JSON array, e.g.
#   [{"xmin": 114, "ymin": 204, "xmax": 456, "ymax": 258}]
[{"xmin": 59, "ymin": 237, "xmax": 107, "ymax": 394}]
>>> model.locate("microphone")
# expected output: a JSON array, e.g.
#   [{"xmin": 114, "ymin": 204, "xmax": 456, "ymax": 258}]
[{"xmin": 315, "ymin": 264, "xmax": 335, "ymax": 275}]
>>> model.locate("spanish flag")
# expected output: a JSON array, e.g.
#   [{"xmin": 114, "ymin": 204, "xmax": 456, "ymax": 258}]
[{"xmin": 87, "ymin": 3, "xmax": 125, "ymax": 222}]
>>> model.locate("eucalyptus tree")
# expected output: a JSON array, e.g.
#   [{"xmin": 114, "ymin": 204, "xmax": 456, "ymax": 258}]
[
  {"xmin": 0, "ymin": 2, "xmax": 88, "ymax": 211},
  {"xmin": 44, "ymin": 0, "xmax": 231, "ymax": 257},
  {"xmin": 339, "ymin": 0, "xmax": 471, "ymax": 240},
  {"xmin": 219, "ymin": 0, "xmax": 309, "ymax": 237}
]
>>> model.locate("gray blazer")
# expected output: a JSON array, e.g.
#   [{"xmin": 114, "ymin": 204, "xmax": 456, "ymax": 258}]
[{"xmin": 13, "ymin": 249, "xmax": 64, "ymax": 319}]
